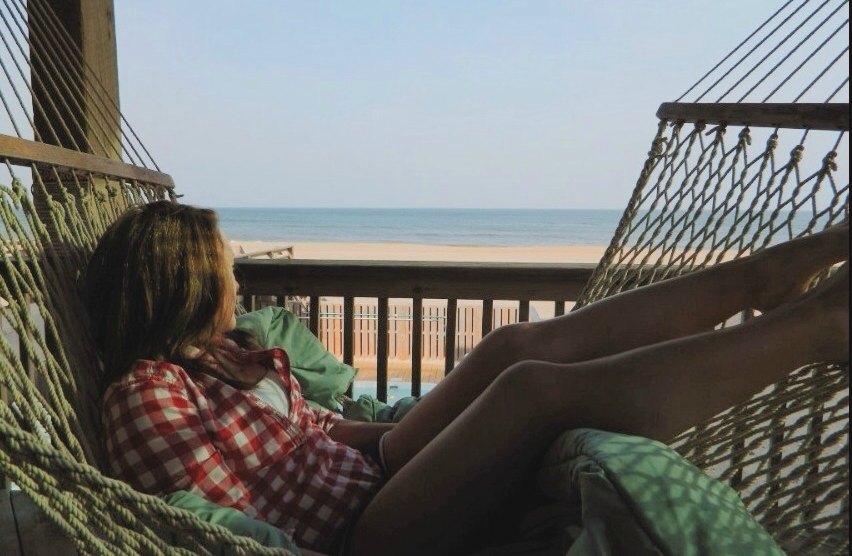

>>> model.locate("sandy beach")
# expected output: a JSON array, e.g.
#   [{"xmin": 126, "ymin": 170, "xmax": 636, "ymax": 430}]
[{"xmin": 232, "ymin": 240, "xmax": 608, "ymax": 264}]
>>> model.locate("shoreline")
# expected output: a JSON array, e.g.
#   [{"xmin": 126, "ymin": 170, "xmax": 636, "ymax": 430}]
[{"xmin": 231, "ymin": 240, "xmax": 609, "ymax": 264}]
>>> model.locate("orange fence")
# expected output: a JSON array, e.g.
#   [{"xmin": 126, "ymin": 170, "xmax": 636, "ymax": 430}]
[{"xmin": 300, "ymin": 302, "xmax": 521, "ymax": 362}]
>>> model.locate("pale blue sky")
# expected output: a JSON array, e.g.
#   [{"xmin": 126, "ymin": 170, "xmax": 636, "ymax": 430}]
[{"xmin": 115, "ymin": 2, "xmax": 784, "ymax": 208}]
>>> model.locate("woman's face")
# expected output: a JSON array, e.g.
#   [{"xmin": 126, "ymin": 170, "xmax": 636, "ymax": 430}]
[{"xmin": 219, "ymin": 235, "xmax": 239, "ymax": 332}]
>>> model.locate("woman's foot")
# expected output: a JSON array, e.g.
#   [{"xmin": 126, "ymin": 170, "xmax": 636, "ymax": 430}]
[
  {"xmin": 751, "ymin": 221, "xmax": 849, "ymax": 312},
  {"xmin": 795, "ymin": 262, "xmax": 849, "ymax": 363}
]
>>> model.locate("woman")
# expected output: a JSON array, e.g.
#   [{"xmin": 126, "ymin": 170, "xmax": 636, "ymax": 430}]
[{"xmin": 86, "ymin": 201, "xmax": 848, "ymax": 556}]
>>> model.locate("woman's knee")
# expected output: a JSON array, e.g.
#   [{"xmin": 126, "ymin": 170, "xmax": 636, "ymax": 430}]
[
  {"xmin": 490, "ymin": 360, "xmax": 569, "ymax": 422},
  {"xmin": 480, "ymin": 321, "xmax": 535, "ymax": 363}
]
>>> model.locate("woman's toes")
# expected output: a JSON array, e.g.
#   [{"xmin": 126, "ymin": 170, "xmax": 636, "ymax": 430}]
[
  {"xmin": 752, "ymin": 222, "xmax": 850, "ymax": 312},
  {"xmin": 802, "ymin": 263, "xmax": 849, "ymax": 362}
]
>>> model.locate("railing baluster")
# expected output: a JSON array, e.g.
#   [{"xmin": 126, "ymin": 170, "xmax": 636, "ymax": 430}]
[
  {"xmin": 243, "ymin": 294, "xmax": 256, "ymax": 312},
  {"xmin": 553, "ymin": 300, "xmax": 565, "ymax": 317},
  {"xmin": 377, "ymin": 297, "xmax": 389, "ymax": 402},
  {"xmin": 412, "ymin": 297, "xmax": 422, "ymax": 397},
  {"xmin": 309, "ymin": 295, "xmax": 320, "ymax": 336},
  {"xmin": 343, "ymin": 297, "xmax": 355, "ymax": 365},
  {"xmin": 445, "ymin": 299, "xmax": 457, "ymax": 375},
  {"xmin": 343, "ymin": 297, "xmax": 354, "ymax": 397},
  {"xmin": 519, "ymin": 300, "xmax": 530, "ymax": 322},
  {"xmin": 481, "ymin": 299, "xmax": 493, "ymax": 337}
]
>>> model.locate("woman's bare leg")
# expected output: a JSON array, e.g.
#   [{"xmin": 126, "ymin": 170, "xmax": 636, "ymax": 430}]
[
  {"xmin": 351, "ymin": 265, "xmax": 848, "ymax": 556},
  {"xmin": 385, "ymin": 225, "xmax": 848, "ymax": 470}
]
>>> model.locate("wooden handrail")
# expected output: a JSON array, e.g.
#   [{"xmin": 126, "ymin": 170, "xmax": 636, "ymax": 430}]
[
  {"xmin": 0, "ymin": 134, "xmax": 174, "ymax": 188},
  {"xmin": 656, "ymin": 103, "xmax": 849, "ymax": 131},
  {"xmin": 235, "ymin": 259, "xmax": 597, "ymax": 300}
]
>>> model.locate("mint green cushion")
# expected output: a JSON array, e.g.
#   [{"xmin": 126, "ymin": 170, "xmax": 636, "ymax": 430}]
[
  {"xmin": 342, "ymin": 393, "xmax": 420, "ymax": 423},
  {"xmin": 236, "ymin": 306, "xmax": 355, "ymax": 411},
  {"xmin": 538, "ymin": 429, "xmax": 784, "ymax": 556},
  {"xmin": 163, "ymin": 490, "xmax": 300, "ymax": 554}
]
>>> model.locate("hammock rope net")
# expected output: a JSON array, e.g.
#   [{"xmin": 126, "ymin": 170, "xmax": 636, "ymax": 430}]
[
  {"xmin": 575, "ymin": 1, "xmax": 850, "ymax": 551},
  {"xmin": 0, "ymin": 0, "xmax": 849, "ymax": 553}
]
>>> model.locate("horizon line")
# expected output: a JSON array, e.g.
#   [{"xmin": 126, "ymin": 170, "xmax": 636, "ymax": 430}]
[{"xmin": 211, "ymin": 206, "xmax": 625, "ymax": 211}]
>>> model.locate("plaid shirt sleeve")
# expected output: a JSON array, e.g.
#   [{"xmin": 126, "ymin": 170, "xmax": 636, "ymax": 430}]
[
  {"xmin": 270, "ymin": 348, "xmax": 341, "ymax": 434},
  {"xmin": 309, "ymin": 406, "xmax": 342, "ymax": 433},
  {"xmin": 103, "ymin": 371, "xmax": 252, "ymax": 513}
]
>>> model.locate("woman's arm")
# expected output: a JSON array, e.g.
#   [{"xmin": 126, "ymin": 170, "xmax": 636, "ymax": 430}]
[
  {"xmin": 103, "ymin": 379, "xmax": 252, "ymax": 510},
  {"xmin": 327, "ymin": 420, "xmax": 395, "ymax": 453},
  {"xmin": 307, "ymin": 403, "xmax": 394, "ymax": 452}
]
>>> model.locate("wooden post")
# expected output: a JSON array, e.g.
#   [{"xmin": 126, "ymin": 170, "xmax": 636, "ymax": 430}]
[
  {"xmin": 30, "ymin": 0, "xmax": 120, "ymax": 157},
  {"xmin": 29, "ymin": 0, "xmax": 122, "ymax": 246}
]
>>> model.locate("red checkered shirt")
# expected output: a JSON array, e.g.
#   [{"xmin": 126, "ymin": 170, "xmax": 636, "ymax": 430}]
[{"xmin": 102, "ymin": 347, "xmax": 383, "ymax": 552}]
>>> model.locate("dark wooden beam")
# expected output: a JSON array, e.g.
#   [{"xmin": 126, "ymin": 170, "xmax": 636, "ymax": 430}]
[
  {"xmin": 656, "ymin": 103, "xmax": 849, "ymax": 131},
  {"xmin": 0, "ymin": 134, "xmax": 174, "ymax": 188},
  {"xmin": 235, "ymin": 259, "xmax": 597, "ymax": 300}
]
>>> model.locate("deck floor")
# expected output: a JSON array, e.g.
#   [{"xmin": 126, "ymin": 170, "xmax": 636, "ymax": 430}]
[{"xmin": 1, "ymin": 489, "xmax": 76, "ymax": 555}]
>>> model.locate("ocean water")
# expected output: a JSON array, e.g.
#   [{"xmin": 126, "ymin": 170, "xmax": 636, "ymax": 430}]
[
  {"xmin": 215, "ymin": 207, "xmax": 828, "ymax": 247},
  {"xmin": 216, "ymin": 208, "xmax": 623, "ymax": 246}
]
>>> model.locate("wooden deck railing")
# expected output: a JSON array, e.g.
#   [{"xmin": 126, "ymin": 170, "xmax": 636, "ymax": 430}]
[{"xmin": 236, "ymin": 259, "xmax": 596, "ymax": 400}]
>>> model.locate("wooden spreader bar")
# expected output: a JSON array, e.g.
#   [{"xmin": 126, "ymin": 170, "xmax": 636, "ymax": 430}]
[
  {"xmin": 0, "ymin": 134, "xmax": 175, "ymax": 188},
  {"xmin": 657, "ymin": 102, "xmax": 849, "ymax": 131}
]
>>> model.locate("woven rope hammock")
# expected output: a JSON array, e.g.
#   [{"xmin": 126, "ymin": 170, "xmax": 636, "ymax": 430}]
[
  {"xmin": 575, "ymin": 1, "xmax": 850, "ymax": 552},
  {"xmin": 0, "ymin": 0, "xmax": 849, "ymax": 554}
]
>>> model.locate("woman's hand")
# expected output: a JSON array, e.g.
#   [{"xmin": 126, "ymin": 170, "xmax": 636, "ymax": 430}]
[{"xmin": 327, "ymin": 420, "xmax": 395, "ymax": 453}]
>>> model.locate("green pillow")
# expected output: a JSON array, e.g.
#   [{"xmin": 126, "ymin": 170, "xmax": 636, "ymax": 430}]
[
  {"xmin": 236, "ymin": 306, "xmax": 356, "ymax": 411},
  {"xmin": 539, "ymin": 429, "xmax": 784, "ymax": 556},
  {"xmin": 163, "ymin": 490, "xmax": 301, "ymax": 554}
]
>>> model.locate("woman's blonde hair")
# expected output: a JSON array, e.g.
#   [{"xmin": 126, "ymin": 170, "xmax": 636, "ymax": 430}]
[{"xmin": 85, "ymin": 201, "xmax": 244, "ymax": 389}]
